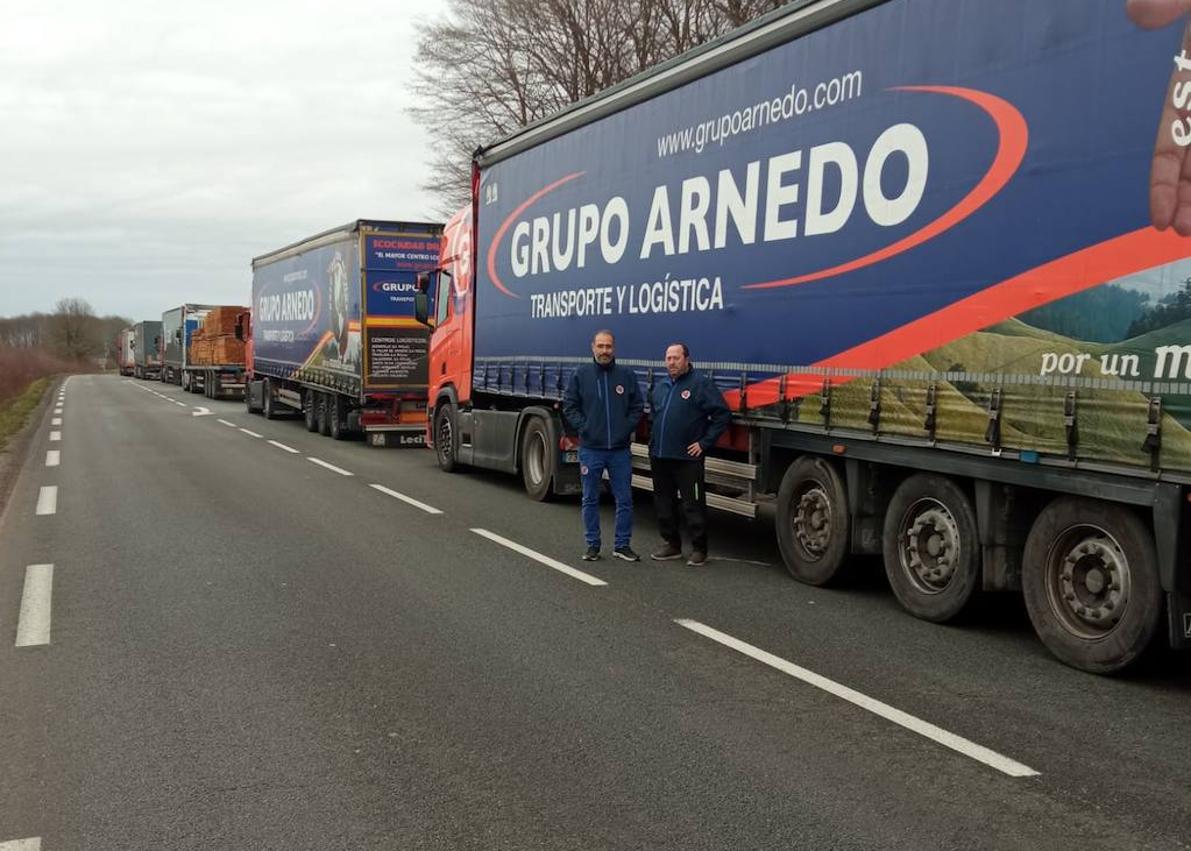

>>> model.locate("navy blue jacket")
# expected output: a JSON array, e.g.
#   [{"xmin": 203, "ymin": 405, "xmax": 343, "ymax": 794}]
[
  {"xmin": 562, "ymin": 359, "xmax": 644, "ymax": 450},
  {"xmin": 649, "ymin": 367, "xmax": 731, "ymax": 460}
]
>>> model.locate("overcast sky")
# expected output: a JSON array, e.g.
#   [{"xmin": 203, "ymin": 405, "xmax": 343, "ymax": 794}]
[{"xmin": 0, "ymin": 0, "xmax": 449, "ymax": 321}]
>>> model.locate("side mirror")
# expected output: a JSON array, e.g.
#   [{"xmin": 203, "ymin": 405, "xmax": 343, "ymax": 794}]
[
  {"xmin": 414, "ymin": 272, "xmax": 432, "ymax": 326},
  {"xmin": 175, "ymin": 329, "xmax": 182, "ymax": 342},
  {"xmin": 234, "ymin": 321, "xmax": 244, "ymax": 341}
]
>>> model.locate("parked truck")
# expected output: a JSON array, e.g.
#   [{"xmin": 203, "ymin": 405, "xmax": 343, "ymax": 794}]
[
  {"xmin": 131, "ymin": 321, "xmax": 162, "ymax": 380},
  {"xmin": 161, "ymin": 304, "xmax": 215, "ymax": 388},
  {"xmin": 177, "ymin": 305, "xmax": 249, "ymax": 399},
  {"xmin": 246, "ymin": 220, "xmax": 443, "ymax": 444},
  {"xmin": 116, "ymin": 328, "xmax": 135, "ymax": 376},
  {"xmin": 415, "ymin": 0, "xmax": 1191, "ymax": 673}
]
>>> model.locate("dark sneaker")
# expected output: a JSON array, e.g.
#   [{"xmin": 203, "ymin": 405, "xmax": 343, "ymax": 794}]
[
  {"xmin": 582, "ymin": 547, "xmax": 601, "ymax": 561},
  {"xmin": 650, "ymin": 543, "xmax": 683, "ymax": 561},
  {"xmin": 613, "ymin": 546, "xmax": 640, "ymax": 562},
  {"xmin": 686, "ymin": 550, "xmax": 708, "ymax": 567}
]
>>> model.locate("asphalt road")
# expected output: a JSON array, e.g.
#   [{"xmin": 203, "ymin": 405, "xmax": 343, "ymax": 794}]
[{"xmin": 2, "ymin": 375, "xmax": 1190, "ymax": 850}]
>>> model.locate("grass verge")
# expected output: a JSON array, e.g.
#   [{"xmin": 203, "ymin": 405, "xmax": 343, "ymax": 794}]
[{"xmin": 0, "ymin": 378, "xmax": 49, "ymax": 453}]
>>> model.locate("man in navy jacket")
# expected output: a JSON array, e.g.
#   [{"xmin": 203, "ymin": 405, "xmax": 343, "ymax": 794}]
[
  {"xmin": 562, "ymin": 330, "xmax": 644, "ymax": 562},
  {"xmin": 648, "ymin": 342, "xmax": 731, "ymax": 566}
]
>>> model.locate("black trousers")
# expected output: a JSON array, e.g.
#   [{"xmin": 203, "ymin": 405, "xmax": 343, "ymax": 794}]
[{"xmin": 651, "ymin": 456, "xmax": 707, "ymax": 551}]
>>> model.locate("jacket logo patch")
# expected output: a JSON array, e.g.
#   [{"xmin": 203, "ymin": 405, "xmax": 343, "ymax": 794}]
[
  {"xmin": 681, "ymin": 389, "xmax": 691, "ymax": 400},
  {"xmin": 615, "ymin": 384, "xmax": 624, "ymax": 395}
]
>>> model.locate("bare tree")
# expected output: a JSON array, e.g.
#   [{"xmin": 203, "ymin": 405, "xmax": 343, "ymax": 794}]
[
  {"xmin": 410, "ymin": 0, "xmax": 784, "ymax": 212},
  {"xmin": 50, "ymin": 297, "xmax": 100, "ymax": 361}
]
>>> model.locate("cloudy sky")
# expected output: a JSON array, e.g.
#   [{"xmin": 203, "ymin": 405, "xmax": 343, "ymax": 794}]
[{"xmin": 0, "ymin": 0, "xmax": 449, "ymax": 321}]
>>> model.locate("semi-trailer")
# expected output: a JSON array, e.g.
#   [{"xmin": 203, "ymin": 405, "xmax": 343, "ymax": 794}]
[
  {"xmin": 131, "ymin": 321, "xmax": 162, "ymax": 380},
  {"xmin": 415, "ymin": 0, "xmax": 1191, "ymax": 673},
  {"xmin": 174, "ymin": 305, "xmax": 249, "ymax": 399},
  {"xmin": 116, "ymin": 328, "xmax": 135, "ymax": 376},
  {"xmin": 246, "ymin": 219, "xmax": 443, "ymax": 444},
  {"xmin": 161, "ymin": 304, "xmax": 216, "ymax": 388}
]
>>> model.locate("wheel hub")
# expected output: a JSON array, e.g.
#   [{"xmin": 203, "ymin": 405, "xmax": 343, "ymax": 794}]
[
  {"xmin": 1053, "ymin": 533, "xmax": 1130, "ymax": 636},
  {"xmin": 900, "ymin": 502, "xmax": 959, "ymax": 593},
  {"xmin": 793, "ymin": 486, "xmax": 832, "ymax": 558}
]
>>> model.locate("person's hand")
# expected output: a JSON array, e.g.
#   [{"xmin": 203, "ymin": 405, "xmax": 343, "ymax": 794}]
[
  {"xmin": 687, "ymin": 441, "xmax": 703, "ymax": 457},
  {"xmin": 1128, "ymin": 0, "xmax": 1191, "ymax": 233}
]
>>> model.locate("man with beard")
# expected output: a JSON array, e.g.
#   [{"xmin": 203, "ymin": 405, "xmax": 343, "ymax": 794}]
[{"xmin": 562, "ymin": 330, "xmax": 644, "ymax": 562}]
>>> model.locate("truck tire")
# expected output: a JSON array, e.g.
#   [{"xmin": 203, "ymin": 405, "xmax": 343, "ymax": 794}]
[
  {"xmin": 210, "ymin": 372, "xmax": 221, "ymax": 399},
  {"xmin": 181, "ymin": 372, "xmax": 191, "ymax": 392},
  {"xmin": 433, "ymin": 403, "xmax": 460, "ymax": 472},
  {"xmin": 263, "ymin": 380, "xmax": 278, "ymax": 420},
  {"xmin": 775, "ymin": 456, "xmax": 850, "ymax": 585},
  {"xmin": 246, "ymin": 381, "xmax": 259, "ymax": 414},
  {"xmin": 329, "ymin": 395, "xmax": 349, "ymax": 440},
  {"xmin": 1022, "ymin": 497, "xmax": 1161, "ymax": 674},
  {"xmin": 303, "ymin": 392, "xmax": 319, "ymax": 432},
  {"xmin": 519, "ymin": 416, "xmax": 555, "ymax": 501},
  {"xmin": 316, "ymin": 393, "xmax": 331, "ymax": 436},
  {"xmin": 883, "ymin": 474, "xmax": 980, "ymax": 623}
]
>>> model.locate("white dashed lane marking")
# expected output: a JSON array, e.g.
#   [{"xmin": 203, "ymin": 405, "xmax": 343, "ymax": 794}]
[
  {"xmin": 15, "ymin": 565, "xmax": 53, "ymax": 647},
  {"xmin": 674, "ymin": 619, "xmax": 1040, "ymax": 779},
  {"xmin": 35, "ymin": 486, "xmax": 57, "ymax": 516},
  {"xmin": 45, "ymin": 451, "xmax": 59, "ymax": 467},
  {"xmin": 267, "ymin": 440, "xmax": 300, "ymax": 454},
  {"xmin": 238, "ymin": 428, "xmax": 263, "ymax": 438},
  {"xmin": 370, "ymin": 484, "xmax": 443, "ymax": 515},
  {"xmin": 307, "ymin": 458, "xmax": 353, "ymax": 476},
  {"xmin": 470, "ymin": 528, "xmax": 607, "ymax": 587}
]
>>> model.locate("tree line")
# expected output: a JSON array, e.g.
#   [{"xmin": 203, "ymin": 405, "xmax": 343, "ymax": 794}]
[
  {"xmin": 411, "ymin": 0, "xmax": 786, "ymax": 211},
  {"xmin": 0, "ymin": 298, "xmax": 131, "ymax": 364}
]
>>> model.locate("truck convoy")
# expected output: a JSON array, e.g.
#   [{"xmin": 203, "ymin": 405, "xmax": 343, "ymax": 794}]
[
  {"xmin": 413, "ymin": 0, "xmax": 1191, "ymax": 673},
  {"xmin": 131, "ymin": 320, "xmax": 162, "ymax": 380},
  {"xmin": 245, "ymin": 220, "xmax": 443, "ymax": 444}
]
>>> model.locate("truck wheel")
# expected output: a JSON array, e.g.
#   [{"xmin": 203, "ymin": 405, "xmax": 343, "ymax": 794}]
[
  {"xmin": 883, "ymin": 474, "xmax": 980, "ymax": 623},
  {"xmin": 329, "ymin": 395, "xmax": 349, "ymax": 440},
  {"xmin": 246, "ymin": 381, "xmax": 259, "ymax": 414},
  {"xmin": 520, "ymin": 416, "xmax": 555, "ymax": 501},
  {"xmin": 433, "ymin": 403, "xmax": 460, "ymax": 472},
  {"xmin": 303, "ymin": 392, "xmax": 319, "ymax": 432},
  {"xmin": 210, "ymin": 372, "xmax": 221, "ymax": 399},
  {"xmin": 316, "ymin": 393, "xmax": 331, "ymax": 436},
  {"xmin": 775, "ymin": 456, "xmax": 850, "ymax": 585},
  {"xmin": 1022, "ymin": 497, "xmax": 1161, "ymax": 673},
  {"xmin": 263, "ymin": 380, "xmax": 278, "ymax": 420},
  {"xmin": 181, "ymin": 372, "xmax": 191, "ymax": 392}
]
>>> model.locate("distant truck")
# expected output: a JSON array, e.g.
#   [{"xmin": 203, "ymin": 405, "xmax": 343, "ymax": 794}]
[
  {"xmin": 161, "ymin": 304, "xmax": 216, "ymax": 388},
  {"xmin": 415, "ymin": 0, "xmax": 1191, "ymax": 673},
  {"xmin": 245, "ymin": 219, "xmax": 443, "ymax": 444},
  {"xmin": 116, "ymin": 329, "xmax": 135, "ymax": 376},
  {"xmin": 131, "ymin": 321, "xmax": 162, "ymax": 380},
  {"xmin": 171, "ymin": 305, "xmax": 249, "ymax": 399}
]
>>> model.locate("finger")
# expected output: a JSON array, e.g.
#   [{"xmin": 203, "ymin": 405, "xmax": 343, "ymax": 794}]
[
  {"xmin": 1174, "ymin": 136, "xmax": 1191, "ymax": 233},
  {"xmin": 1128, "ymin": 0, "xmax": 1191, "ymax": 29},
  {"xmin": 1150, "ymin": 24, "xmax": 1191, "ymax": 229}
]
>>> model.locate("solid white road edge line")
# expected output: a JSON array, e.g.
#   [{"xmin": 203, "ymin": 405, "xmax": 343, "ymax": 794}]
[
  {"xmin": 15, "ymin": 565, "xmax": 53, "ymax": 647},
  {"xmin": 267, "ymin": 440, "xmax": 300, "ymax": 454},
  {"xmin": 45, "ymin": 450, "xmax": 59, "ymax": 467},
  {"xmin": 238, "ymin": 428, "xmax": 263, "ymax": 438},
  {"xmin": 35, "ymin": 486, "xmax": 57, "ymax": 516},
  {"xmin": 0, "ymin": 836, "xmax": 41, "ymax": 850},
  {"xmin": 470, "ymin": 528, "xmax": 607, "ymax": 587},
  {"xmin": 369, "ymin": 484, "xmax": 443, "ymax": 515},
  {"xmin": 217, "ymin": 419, "xmax": 236, "ymax": 427},
  {"xmin": 307, "ymin": 457, "xmax": 354, "ymax": 476},
  {"xmin": 49, "ymin": 431, "xmax": 60, "ymax": 442},
  {"xmin": 674, "ymin": 618, "xmax": 1040, "ymax": 778}
]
